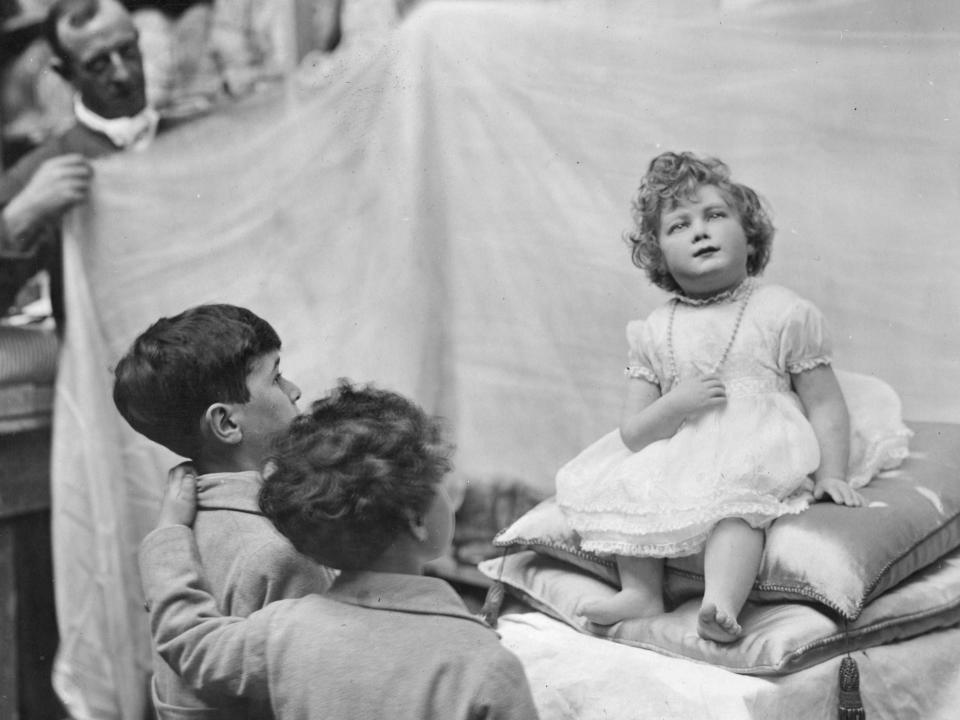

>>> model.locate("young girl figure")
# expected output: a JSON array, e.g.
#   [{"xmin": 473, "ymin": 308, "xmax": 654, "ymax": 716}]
[{"xmin": 555, "ymin": 151, "xmax": 864, "ymax": 643}]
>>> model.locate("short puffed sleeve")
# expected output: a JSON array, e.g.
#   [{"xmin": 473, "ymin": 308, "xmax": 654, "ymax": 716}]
[
  {"xmin": 624, "ymin": 319, "xmax": 660, "ymax": 386},
  {"xmin": 778, "ymin": 297, "xmax": 833, "ymax": 374}
]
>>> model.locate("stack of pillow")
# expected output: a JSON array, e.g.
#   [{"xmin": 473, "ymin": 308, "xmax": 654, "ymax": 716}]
[{"xmin": 480, "ymin": 373, "xmax": 960, "ymax": 673}]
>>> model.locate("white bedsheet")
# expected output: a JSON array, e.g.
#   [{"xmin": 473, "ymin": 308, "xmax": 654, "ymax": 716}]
[
  {"xmin": 50, "ymin": 1, "xmax": 960, "ymax": 717},
  {"xmin": 498, "ymin": 612, "xmax": 960, "ymax": 720}
]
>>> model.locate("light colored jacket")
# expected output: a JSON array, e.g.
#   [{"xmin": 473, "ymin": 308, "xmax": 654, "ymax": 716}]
[{"xmin": 140, "ymin": 525, "xmax": 540, "ymax": 720}]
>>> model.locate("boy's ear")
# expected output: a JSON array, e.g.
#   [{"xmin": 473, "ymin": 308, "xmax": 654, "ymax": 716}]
[
  {"xmin": 50, "ymin": 56, "xmax": 72, "ymax": 83},
  {"xmin": 406, "ymin": 510, "xmax": 429, "ymax": 543},
  {"xmin": 202, "ymin": 403, "xmax": 243, "ymax": 446}
]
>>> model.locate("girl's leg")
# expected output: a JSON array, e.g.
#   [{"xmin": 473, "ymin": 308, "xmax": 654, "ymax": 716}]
[
  {"xmin": 698, "ymin": 518, "xmax": 764, "ymax": 643},
  {"xmin": 578, "ymin": 555, "xmax": 665, "ymax": 625}
]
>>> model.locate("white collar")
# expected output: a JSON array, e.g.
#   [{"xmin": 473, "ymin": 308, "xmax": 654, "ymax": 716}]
[{"xmin": 74, "ymin": 96, "xmax": 159, "ymax": 151}]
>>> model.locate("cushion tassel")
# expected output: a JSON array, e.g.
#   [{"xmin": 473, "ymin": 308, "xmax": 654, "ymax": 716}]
[
  {"xmin": 478, "ymin": 549, "xmax": 508, "ymax": 628},
  {"xmin": 838, "ymin": 655, "xmax": 866, "ymax": 720}
]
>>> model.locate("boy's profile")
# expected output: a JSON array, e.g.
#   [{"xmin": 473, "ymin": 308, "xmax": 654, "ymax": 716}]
[
  {"xmin": 139, "ymin": 380, "xmax": 540, "ymax": 720},
  {"xmin": 114, "ymin": 303, "xmax": 336, "ymax": 719}
]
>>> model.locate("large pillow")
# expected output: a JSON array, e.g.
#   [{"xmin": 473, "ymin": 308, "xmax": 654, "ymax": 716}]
[
  {"xmin": 479, "ymin": 546, "xmax": 960, "ymax": 675},
  {"xmin": 836, "ymin": 370, "xmax": 912, "ymax": 488},
  {"xmin": 493, "ymin": 421, "xmax": 960, "ymax": 620}
]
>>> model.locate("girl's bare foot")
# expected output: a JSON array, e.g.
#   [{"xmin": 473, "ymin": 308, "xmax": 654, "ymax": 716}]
[
  {"xmin": 577, "ymin": 589, "xmax": 664, "ymax": 626},
  {"xmin": 697, "ymin": 602, "xmax": 742, "ymax": 643}
]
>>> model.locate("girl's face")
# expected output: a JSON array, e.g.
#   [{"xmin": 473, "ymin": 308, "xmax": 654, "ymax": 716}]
[{"xmin": 657, "ymin": 184, "xmax": 751, "ymax": 298}]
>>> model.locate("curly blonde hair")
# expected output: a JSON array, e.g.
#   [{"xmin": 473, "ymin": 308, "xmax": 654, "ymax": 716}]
[{"xmin": 627, "ymin": 151, "xmax": 774, "ymax": 293}]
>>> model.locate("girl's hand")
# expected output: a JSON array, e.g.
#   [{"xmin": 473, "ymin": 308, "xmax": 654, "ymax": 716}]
[
  {"xmin": 813, "ymin": 476, "xmax": 864, "ymax": 507},
  {"xmin": 158, "ymin": 462, "xmax": 198, "ymax": 528},
  {"xmin": 667, "ymin": 374, "xmax": 727, "ymax": 418}
]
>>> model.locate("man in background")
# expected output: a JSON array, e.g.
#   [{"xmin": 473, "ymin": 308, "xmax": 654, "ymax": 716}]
[{"xmin": 0, "ymin": 0, "xmax": 156, "ymax": 327}]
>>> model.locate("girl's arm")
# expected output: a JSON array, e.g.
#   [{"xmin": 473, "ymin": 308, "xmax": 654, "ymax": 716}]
[
  {"xmin": 792, "ymin": 365, "xmax": 863, "ymax": 506},
  {"xmin": 619, "ymin": 374, "xmax": 727, "ymax": 452}
]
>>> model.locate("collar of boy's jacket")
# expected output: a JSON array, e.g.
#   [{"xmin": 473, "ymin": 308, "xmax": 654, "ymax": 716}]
[
  {"xmin": 330, "ymin": 570, "xmax": 494, "ymax": 630},
  {"xmin": 194, "ymin": 471, "xmax": 263, "ymax": 513}
]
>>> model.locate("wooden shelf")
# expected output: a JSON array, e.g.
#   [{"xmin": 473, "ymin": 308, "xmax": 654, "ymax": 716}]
[
  {"xmin": 0, "ymin": 427, "xmax": 51, "ymax": 519},
  {"xmin": 0, "ymin": 425, "xmax": 60, "ymax": 720}
]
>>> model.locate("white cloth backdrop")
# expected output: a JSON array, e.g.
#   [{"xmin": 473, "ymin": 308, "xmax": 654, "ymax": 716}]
[{"xmin": 50, "ymin": 0, "xmax": 960, "ymax": 717}]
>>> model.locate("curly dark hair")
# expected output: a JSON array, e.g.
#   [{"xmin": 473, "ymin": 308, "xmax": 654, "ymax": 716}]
[
  {"xmin": 626, "ymin": 151, "xmax": 774, "ymax": 293},
  {"xmin": 113, "ymin": 304, "xmax": 281, "ymax": 459},
  {"xmin": 259, "ymin": 380, "xmax": 454, "ymax": 571}
]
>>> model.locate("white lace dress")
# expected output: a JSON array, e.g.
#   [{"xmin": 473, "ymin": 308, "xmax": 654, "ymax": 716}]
[{"xmin": 556, "ymin": 280, "xmax": 827, "ymax": 558}]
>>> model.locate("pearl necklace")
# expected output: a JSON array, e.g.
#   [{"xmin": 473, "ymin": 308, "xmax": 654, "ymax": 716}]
[{"xmin": 666, "ymin": 279, "xmax": 755, "ymax": 387}]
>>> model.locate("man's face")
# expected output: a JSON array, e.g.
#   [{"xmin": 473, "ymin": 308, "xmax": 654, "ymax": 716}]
[{"xmin": 57, "ymin": 0, "xmax": 147, "ymax": 118}]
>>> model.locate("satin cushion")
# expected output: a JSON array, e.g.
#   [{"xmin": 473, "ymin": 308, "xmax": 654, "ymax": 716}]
[
  {"xmin": 479, "ymin": 546, "xmax": 960, "ymax": 675},
  {"xmin": 493, "ymin": 421, "xmax": 960, "ymax": 620}
]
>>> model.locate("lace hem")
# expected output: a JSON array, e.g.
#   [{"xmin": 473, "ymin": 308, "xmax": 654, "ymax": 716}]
[
  {"xmin": 787, "ymin": 356, "xmax": 832, "ymax": 373},
  {"xmin": 567, "ymin": 497, "xmax": 809, "ymax": 530},
  {"xmin": 582, "ymin": 533, "xmax": 710, "ymax": 559},
  {"xmin": 624, "ymin": 365, "xmax": 659, "ymax": 384},
  {"xmin": 574, "ymin": 498, "xmax": 810, "ymax": 558},
  {"xmin": 559, "ymin": 470, "xmax": 812, "ymax": 513}
]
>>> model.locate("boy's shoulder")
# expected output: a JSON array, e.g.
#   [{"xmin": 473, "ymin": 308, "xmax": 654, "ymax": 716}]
[
  {"xmin": 203, "ymin": 523, "xmax": 335, "ymax": 610},
  {"xmin": 191, "ymin": 471, "xmax": 286, "ymax": 552},
  {"xmin": 189, "ymin": 480, "xmax": 337, "ymax": 612},
  {"xmin": 270, "ymin": 587, "xmax": 524, "ymax": 671},
  {"xmin": 192, "ymin": 505, "xmax": 316, "ymax": 573}
]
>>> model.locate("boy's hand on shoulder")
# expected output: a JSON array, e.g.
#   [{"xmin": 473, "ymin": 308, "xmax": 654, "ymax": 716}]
[
  {"xmin": 813, "ymin": 476, "xmax": 864, "ymax": 507},
  {"xmin": 158, "ymin": 462, "xmax": 198, "ymax": 528}
]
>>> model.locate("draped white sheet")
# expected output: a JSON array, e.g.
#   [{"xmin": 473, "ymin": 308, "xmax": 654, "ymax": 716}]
[{"xmin": 51, "ymin": 0, "xmax": 960, "ymax": 717}]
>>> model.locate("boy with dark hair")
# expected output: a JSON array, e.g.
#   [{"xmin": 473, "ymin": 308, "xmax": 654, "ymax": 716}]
[
  {"xmin": 139, "ymin": 380, "xmax": 540, "ymax": 720},
  {"xmin": 115, "ymin": 303, "xmax": 336, "ymax": 719}
]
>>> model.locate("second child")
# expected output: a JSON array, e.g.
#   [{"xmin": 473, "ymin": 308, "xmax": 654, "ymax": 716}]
[{"xmin": 139, "ymin": 380, "xmax": 540, "ymax": 720}]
